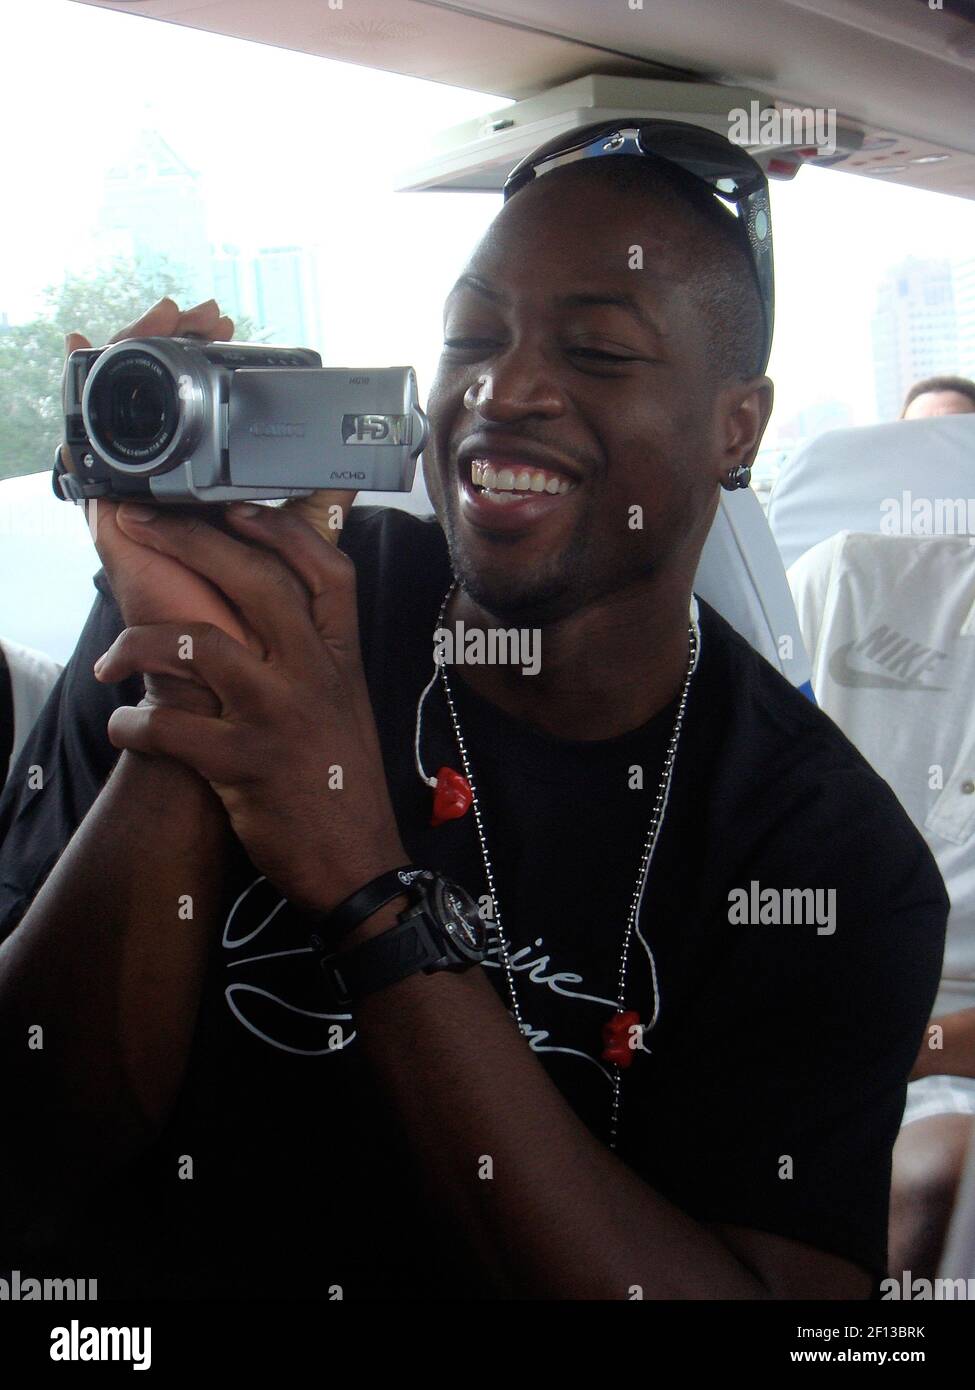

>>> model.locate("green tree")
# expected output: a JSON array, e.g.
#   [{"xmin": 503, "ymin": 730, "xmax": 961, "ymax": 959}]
[{"xmin": 0, "ymin": 256, "xmax": 263, "ymax": 481}]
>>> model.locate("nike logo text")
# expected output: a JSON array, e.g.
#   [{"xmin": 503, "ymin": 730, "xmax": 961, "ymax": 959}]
[{"xmin": 829, "ymin": 625, "xmax": 948, "ymax": 691}]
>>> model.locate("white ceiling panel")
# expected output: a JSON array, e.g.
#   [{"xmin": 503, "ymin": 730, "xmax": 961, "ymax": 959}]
[{"xmin": 70, "ymin": 0, "xmax": 975, "ymax": 197}]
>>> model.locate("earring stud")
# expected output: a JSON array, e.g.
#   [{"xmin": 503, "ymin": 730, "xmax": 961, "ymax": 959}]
[{"xmin": 721, "ymin": 463, "xmax": 751, "ymax": 491}]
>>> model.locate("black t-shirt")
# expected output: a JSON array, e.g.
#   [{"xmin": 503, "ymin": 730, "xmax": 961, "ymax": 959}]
[{"xmin": 0, "ymin": 506, "xmax": 949, "ymax": 1297}]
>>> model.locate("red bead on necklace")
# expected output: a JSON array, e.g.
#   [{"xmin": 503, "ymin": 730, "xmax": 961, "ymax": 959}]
[
  {"xmin": 601, "ymin": 1010, "xmax": 643, "ymax": 1068},
  {"xmin": 430, "ymin": 766, "xmax": 474, "ymax": 827}
]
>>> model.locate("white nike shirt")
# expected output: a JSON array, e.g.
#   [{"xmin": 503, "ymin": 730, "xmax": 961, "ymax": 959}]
[{"xmin": 788, "ymin": 531, "xmax": 975, "ymax": 1019}]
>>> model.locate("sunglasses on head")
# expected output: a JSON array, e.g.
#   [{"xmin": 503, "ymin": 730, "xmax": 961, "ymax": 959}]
[{"xmin": 503, "ymin": 120, "xmax": 775, "ymax": 374}]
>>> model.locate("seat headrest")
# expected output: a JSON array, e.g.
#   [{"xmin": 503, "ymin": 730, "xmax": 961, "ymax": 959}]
[{"xmin": 767, "ymin": 415, "xmax": 975, "ymax": 571}]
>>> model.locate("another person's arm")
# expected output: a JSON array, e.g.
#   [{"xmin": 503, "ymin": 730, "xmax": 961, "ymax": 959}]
[{"xmin": 912, "ymin": 1007, "xmax": 975, "ymax": 1080}]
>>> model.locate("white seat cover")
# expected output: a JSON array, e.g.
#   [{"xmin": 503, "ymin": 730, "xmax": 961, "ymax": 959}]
[{"xmin": 768, "ymin": 415, "xmax": 975, "ymax": 571}]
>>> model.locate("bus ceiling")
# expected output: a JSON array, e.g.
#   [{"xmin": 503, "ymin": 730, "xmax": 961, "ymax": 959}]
[{"xmin": 71, "ymin": 0, "xmax": 975, "ymax": 200}]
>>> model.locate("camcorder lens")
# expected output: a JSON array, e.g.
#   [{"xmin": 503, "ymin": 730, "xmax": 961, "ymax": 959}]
[
  {"xmin": 86, "ymin": 350, "xmax": 181, "ymax": 466},
  {"xmin": 113, "ymin": 375, "xmax": 167, "ymax": 444}
]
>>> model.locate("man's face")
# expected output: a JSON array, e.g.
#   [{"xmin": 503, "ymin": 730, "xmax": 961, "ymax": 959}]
[
  {"xmin": 903, "ymin": 390, "xmax": 975, "ymax": 420},
  {"xmin": 423, "ymin": 169, "xmax": 769, "ymax": 624}
]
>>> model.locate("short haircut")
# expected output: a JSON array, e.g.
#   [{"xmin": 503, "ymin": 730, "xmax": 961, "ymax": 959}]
[
  {"xmin": 520, "ymin": 155, "xmax": 768, "ymax": 385},
  {"xmin": 901, "ymin": 375, "xmax": 975, "ymax": 416}
]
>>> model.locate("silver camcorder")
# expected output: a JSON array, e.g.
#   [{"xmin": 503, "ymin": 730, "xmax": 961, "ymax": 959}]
[{"xmin": 56, "ymin": 337, "xmax": 428, "ymax": 504}]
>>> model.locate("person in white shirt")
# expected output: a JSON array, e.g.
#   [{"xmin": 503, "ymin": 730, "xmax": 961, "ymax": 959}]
[
  {"xmin": 0, "ymin": 636, "xmax": 61, "ymax": 786},
  {"xmin": 788, "ymin": 529, "xmax": 975, "ymax": 1279}
]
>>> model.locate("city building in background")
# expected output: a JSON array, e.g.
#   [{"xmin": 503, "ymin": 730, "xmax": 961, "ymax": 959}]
[
  {"xmin": 211, "ymin": 244, "xmax": 248, "ymax": 327},
  {"xmin": 212, "ymin": 242, "xmax": 322, "ymax": 347},
  {"xmin": 99, "ymin": 129, "xmax": 213, "ymax": 305},
  {"xmin": 94, "ymin": 128, "xmax": 322, "ymax": 348},
  {"xmin": 252, "ymin": 246, "xmax": 321, "ymax": 346},
  {"xmin": 955, "ymin": 256, "xmax": 975, "ymax": 382},
  {"xmin": 871, "ymin": 258, "xmax": 959, "ymax": 420}
]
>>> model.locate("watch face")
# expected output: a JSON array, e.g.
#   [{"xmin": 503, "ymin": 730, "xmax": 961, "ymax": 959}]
[{"xmin": 434, "ymin": 879, "xmax": 488, "ymax": 960}]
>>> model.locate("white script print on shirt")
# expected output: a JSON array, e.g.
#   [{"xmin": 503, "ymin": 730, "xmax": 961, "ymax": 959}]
[{"xmin": 222, "ymin": 875, "xmax": 659, "ymax": 1083}]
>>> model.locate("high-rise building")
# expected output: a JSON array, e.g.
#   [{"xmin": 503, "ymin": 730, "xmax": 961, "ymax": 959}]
[
  {"xmin": 251, "ymin": 246, "xmax": 321, "ymax": 348},
  {"xmin": 97, "ymin": 129, "xmax": 213, "ymax": 303},
  {"xmin": 211, "ymin": 244, "xmax": 250, "ymax": 327},
  {"xmin": 871, "ymin": 259, "xmax": 959, "ymax": 421},
  {"xmin": 95, "ymin": 129, "xmax": 321, "ymax": 349},
  {"xmin": 954, "ymin": 256, "xmax": 975, "ymax": 382},
  {"xmin": 210, "ymin": 243, "xmax": 322, "ymax": 347}
]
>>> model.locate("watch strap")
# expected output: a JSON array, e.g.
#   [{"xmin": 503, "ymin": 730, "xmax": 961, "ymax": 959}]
[
  {"xmin": 305, "ymin": 865, "xmax": 429, "ymax": 950},
  {"xmin": 322, "ymin": 908, "xmax": 447, "ymax": 1004}
]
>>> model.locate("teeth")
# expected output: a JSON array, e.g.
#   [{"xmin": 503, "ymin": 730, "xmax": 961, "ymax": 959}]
[{"xmin": 469, "ymin": 459, "xmax": 577, "ymax": 496}]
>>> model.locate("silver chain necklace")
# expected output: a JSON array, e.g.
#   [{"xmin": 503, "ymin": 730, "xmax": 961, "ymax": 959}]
[{"xmin": 415, "ymin": 584, "xmax": 701, "ymax": 1149}]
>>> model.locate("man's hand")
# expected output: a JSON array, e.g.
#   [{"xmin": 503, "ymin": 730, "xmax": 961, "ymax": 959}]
[
  {"xmin": 64, "ymin": 296, "xmax": 359, "ymax": 714},
  {"xmin": 91, "ymin": 501, "xmax": 407, "ymax": 912}
]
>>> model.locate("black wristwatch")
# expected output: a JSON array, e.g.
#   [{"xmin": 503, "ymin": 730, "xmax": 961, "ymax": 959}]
[{"xmin": 312, "ymin": 869, "xmax": 489, "ymax": 1004}]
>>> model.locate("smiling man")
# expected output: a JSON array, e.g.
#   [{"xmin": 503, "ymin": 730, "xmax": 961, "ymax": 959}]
[{"xmin": 0, "ymin": 124, "xmax": 948, "ymax": 1301}]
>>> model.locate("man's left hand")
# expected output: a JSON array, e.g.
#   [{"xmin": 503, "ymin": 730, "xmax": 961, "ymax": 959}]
[{"xmin": 93, "ymin": 501, "xmax": 408, "ymax": 912}]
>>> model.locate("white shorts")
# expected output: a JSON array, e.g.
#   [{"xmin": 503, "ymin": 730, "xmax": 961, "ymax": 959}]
[{"xmin": 901, "ymin": 1074, "xmax": 975, "ymax": 1128}]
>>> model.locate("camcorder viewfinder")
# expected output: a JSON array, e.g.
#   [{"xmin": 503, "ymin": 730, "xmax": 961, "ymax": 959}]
[{"xmin": 56, "ymin": 336, "xmax": 428, "ymax": 504}]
